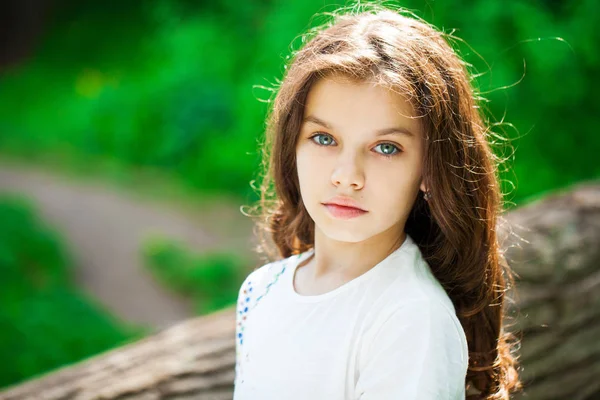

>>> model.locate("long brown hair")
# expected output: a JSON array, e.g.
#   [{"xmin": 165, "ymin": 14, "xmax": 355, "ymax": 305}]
[{"xmin": 247, "ymin": 4, "xmax": 522, "ymax": 399}]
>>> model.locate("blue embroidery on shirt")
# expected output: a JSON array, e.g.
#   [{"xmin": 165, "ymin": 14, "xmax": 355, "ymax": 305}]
[
  {"xmin": 235, "ymin": 252, "xmax": 311, "ymax": 387},
  {"xmin": 252, "ymin": 262, "xmax": 287, "ymax": 309}
]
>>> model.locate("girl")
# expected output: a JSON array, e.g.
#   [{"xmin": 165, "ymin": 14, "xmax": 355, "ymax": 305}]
[{"xmin": 235, "ymin": 4, "xmax": 522, "ymax": 400}]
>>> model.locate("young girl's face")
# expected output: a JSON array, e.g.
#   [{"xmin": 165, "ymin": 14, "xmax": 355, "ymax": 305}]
[{"xmin": 295, "ymin": 74, "xmax": 426, "ymax": 243}]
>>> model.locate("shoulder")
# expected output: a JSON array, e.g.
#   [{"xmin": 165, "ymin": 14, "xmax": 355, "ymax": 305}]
[
  {"xmin": 371, "ymin": 236, "xmax": 458, "ymax": 315},
  {"xmin": 362, "ymin": 297, "xmax": 468, "ymax": 371},
  {"xmin": 368, "ymin": 296, "xmax": 464, "ymax": 334},
  {"xmin": 240, "ymin": 251, "xmax": 311, "ymax": 291},
  {"xmin": 378, "ymin": 243, "xmax": 462, "ymax": 327},
  {"xmin": 367, "ymin": 248, "xmax": 460, "ymax": 324},
  {"xmin": 236, "ymin": 252, "xmax": 302, "ymax": 311},
  {"xmin": 237, "ymin": 260, "xmax": 279, "ymax": 294},
  {"xmin": 356, "ymin": 298, "xmax": 468, "ymax": 399},
  {"xmin": 236, "ymin": 258, "xmax": 284, "ymax": 302},
  {"xmin": 359, "ymin": 243, "xmax": 468, "ymax": 355}
]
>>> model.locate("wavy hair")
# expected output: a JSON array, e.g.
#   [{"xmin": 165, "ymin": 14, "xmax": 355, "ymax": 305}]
[{"xmin": 247, "ymin": 4, "xmax": 522, "ymax": 399}]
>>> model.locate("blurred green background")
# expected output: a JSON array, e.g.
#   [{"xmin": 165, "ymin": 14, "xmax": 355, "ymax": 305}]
[{"xmin": 0, "ymin": 0, "xmax": 597, "ymax": 391}]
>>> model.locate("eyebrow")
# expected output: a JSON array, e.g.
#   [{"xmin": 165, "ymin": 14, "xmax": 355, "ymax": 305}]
[{"xmin": 303, "ymin": 115, "xmax": 415, "ymax": 138}]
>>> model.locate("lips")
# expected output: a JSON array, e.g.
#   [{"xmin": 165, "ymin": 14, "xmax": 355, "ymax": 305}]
[
  {"xmin": 322, "ymin": 196, "xmax": 367, "ymax": 211},
  {"xmin": 322, "ymin": 196, "xmax": 368, "ymax": 220},
  {"xmin": 323, "ymin": 203, "xmax": 368, "ymax": 219}
]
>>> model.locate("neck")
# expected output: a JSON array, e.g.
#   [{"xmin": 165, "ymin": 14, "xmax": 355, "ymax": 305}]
[{"xmin": 302, "ymin": 225, "xmax": 407, "ymax": 281}]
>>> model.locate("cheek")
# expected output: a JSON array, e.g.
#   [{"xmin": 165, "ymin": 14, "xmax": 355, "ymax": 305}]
[
  {"xmin": 295, "ymin": 151, "xmax": 313, "ymax": 198},
  {"xmin": 368, "ymin": 161, "xmax": 422, "ymax": 204},
  {"xmin": 296, "ymin": 148, "xmax": 327, "ymax": 185},
  {"xmin": 295, "ymin": 150, "xmax": 309, "ymax": 184}
]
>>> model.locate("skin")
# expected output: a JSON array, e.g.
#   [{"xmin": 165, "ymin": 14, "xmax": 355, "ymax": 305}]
[{"xmin": 293, "ymin": 74, "xmax": 428, "ymax": 295}]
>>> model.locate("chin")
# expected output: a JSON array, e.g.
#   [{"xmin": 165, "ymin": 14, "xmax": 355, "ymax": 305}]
[
  {"xmin": 315, "ymin": 217, "xmax": 375, "ymax": 243},
  {"xmin": 321, "ymin": 228, "xmax": 369, "ymax": 243}
]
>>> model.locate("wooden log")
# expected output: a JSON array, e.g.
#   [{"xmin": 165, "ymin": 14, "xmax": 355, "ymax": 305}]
[
  {"xmin": 501, "ymin": 181, "xmax": 600, "ymax": 400},
  {"xmin": 1, "ymin": 181, "xmax": 599, "ymax": 400},
  {"xmin": 0, "ymin": 308, "xmax": 237, "ymax": 400}
]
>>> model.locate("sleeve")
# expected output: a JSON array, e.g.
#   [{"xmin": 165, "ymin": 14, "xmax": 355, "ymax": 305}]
[
  {"xmin": 234, "ymin": 273, "xmax": 252, "ymax": 388},
  {"xmin": 355, "ymin": 300, "xmax": 468, "ymax": 400}
]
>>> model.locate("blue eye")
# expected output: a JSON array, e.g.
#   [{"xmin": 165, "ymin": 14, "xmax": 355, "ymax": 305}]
[
  {"xmin": 374, "ymin": 143, "xmax": 401, "ymax": 156},
  {"xmin": 310, "ymin": 133, "xmax": 336, "ymax": 146},
  {"xmin": 309, "ymin": 133, "xmax": 401, "ymax": 158}
]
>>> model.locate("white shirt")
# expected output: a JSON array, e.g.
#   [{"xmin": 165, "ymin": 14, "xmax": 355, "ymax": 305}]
[{"xmin": 233, "ymin": 234, "xmax": 468, "ymax": 400}]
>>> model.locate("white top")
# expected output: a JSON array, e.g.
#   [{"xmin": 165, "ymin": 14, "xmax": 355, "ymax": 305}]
[{"xmin": 233, "ymin": 234, "xmax": 469, "ymax": 400}]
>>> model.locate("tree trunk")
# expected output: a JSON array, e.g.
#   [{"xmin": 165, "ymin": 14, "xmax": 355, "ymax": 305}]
[{"xmin": 1, "ymin": 182, "xmax": 599, "ymax": 400}]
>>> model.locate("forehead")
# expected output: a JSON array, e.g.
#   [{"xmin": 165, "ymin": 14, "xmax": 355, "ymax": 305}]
[{"xmin": 303, "ymin": 74, "xmax": 422, "ymax": 136}]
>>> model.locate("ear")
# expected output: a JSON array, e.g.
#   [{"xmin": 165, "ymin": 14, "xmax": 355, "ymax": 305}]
[{"xmin": 419, "ymin": 179, "xmax": 427, "ymax": 193}]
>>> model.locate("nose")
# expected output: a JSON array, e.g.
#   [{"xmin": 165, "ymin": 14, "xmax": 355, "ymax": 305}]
[{"xmin": 331, "ymin": 152, "xmax": 365, "ymax": 190}]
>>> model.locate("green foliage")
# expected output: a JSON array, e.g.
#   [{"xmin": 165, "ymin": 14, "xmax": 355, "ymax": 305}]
[
  {"xmin": 0, "ymin": 196, "xmax": 149, "ymax": 390},
  {"xmin": 0, "ymin": 0, "xmax": 598, "ymax": 204},
  {"xmin": 142, "ymin": 235, "xmax": 245, "ymax": 314}
]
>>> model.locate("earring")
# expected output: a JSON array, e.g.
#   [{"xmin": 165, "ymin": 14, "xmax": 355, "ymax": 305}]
[{"xmin": 423, "ymin": 190, "xmax": 432, "ymax": 201}]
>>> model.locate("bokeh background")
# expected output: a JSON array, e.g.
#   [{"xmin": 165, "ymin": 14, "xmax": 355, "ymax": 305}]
[{"xmin": 0, "ymin": 0, "xmax": 598, "ymax": 391}]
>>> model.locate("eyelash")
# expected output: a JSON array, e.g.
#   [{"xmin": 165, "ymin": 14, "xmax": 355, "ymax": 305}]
[{"xmin": 308, "ymin": 132, "xmax": 402, "ymax": 158}]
